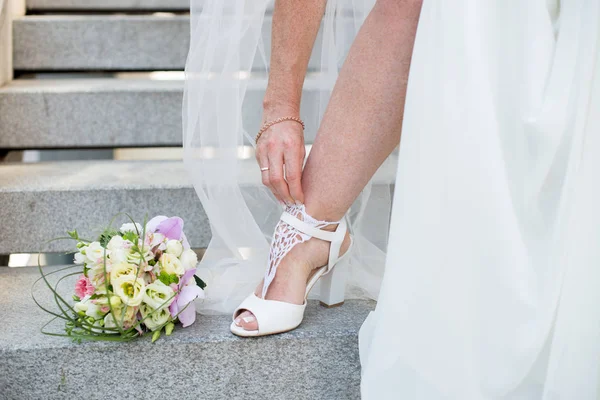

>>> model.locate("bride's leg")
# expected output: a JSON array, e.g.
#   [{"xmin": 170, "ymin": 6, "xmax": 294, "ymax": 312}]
[
  {"xmin": 303, "ymin": 0, "xmax": 422, "ymax": 221},
  {"xmin": 237, "ymin": 0, "xmax": 422, "ymax": 330}
]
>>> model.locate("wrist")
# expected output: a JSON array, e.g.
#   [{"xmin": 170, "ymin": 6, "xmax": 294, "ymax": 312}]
[{"xmin": 262, "ymin": 99, "xmax": 301, "ymax": 122}]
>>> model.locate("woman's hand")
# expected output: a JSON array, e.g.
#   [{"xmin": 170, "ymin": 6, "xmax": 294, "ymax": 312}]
[
  {"xmin": 255, "ymin": 0, "xmax": 327, "ymax": 206},
  {"xmin": 256, "ymin": 110, "xmax": 306, "ymax": 206}
]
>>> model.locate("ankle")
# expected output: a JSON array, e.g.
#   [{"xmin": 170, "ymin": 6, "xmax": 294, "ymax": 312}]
[{"xmin": 303, "ymin": 202, "xmax": 346, "ymax": 223}]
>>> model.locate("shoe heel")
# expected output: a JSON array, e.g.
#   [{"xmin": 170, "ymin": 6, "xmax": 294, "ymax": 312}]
[{"xmin": 319, "ymin": 262, "xmax": 347, "ymax": 308}]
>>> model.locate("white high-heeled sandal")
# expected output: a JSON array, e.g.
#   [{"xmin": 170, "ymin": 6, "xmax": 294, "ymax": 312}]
[{"xmin": 230, "ymin": 205, "xmax": 353, "ymax": 337}]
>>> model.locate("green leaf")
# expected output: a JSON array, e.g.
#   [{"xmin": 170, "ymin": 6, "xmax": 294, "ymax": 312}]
[
  {"xmin": 121, "ymin": 231, "xmax": 138, "ymax": 244},
  {"xmin": 194, "ymin": 275, "xmax": 207, "ymax": 290},
  {"xmin": 151, "ymin": 329, "xmax": 161, "ymax": 343},
  {"xmin": 98, "ymin": 227, "xmax": 119, "ymax": 247},
  {"xmin": 158, "ymin": 272, "xmax": 170, "ymax": 286},
  {"xmin": 148, "ymin": 259, "xmax": 156, "ymax": 267},
  {"xmin": 165, "ymin": 322, "xmax": 175, "ymax": 336},
  {"xmin": 67, "ymin": 230, "xmax": 79, "ymax": 240},
  {"xmin": 158, "ymin": 272, "xmax": 179, "ymax": 286}
]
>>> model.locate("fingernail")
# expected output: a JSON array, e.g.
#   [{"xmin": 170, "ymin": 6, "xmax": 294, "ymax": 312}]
[
  {"xmin": 295, "ymin": 200, "xmax": 303, "ymax": 206},
  {"xmin": 242, "ymin": 316, "xmax": 255, "ymax": 323},
  {"xmin": 234, "ymin": 317, "xmax": 241, "ymax": 326},
  {"xmin": 285, "ymin": 201, "xmax": 293, "ymax": 207}
]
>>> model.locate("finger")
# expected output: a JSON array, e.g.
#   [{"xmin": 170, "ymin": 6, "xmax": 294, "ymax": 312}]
[
  {"xmin": 269, "ymin": 151, "xmax": 294, "ymax": 205},
  {"xmin": 258, "ymin": 150, "xmax": 283, "ymax": 204},
  {"xmin": 284, "ymin": 146, "xmax": 305, "ymax": 204}
]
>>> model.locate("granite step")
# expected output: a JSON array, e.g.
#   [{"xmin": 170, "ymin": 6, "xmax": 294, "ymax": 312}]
[
  {"xmin": 0, "ymin": 156, "xmax": 397, "ymax": 254},
  {"xmin": 13, "ymin": 14, "xmax": 352, "ymax": 71},
  {"xmin": 0, "ymin": 265, "xmax": 373, "ymax": 399},
  {"xmin": 26, "ymin": 0, "xmax": 190, "ymax": 11},
  {"xmin": 0, "ymin": 74, "xmax": 326, "ymax": 149}
]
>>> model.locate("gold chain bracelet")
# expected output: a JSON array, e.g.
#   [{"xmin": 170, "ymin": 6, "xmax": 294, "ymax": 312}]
[{"xmin": 255, "ymin": 116, "xmax": 305, "ymax": 144}]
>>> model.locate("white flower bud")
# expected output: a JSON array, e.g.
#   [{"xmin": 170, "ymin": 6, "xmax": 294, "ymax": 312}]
[
  {"xmin": 180, "ymin": 249, "xmax": 198, "ymax": 271},
  {"xmin": 119, "ymin": 222, "xmax": 142, "ymax": 235},
  {"xmin": 165, "ymin": 240, "xmax": 184, "ymax": 258},
  {"xmin": 159, "ymin": 253, "xmax": 185, "ymax": 276}
]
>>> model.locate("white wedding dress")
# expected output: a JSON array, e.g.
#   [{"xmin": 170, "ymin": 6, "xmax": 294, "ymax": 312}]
[
  {"xmin": 359, "ymin": 0, "xmax": 600, "ymax": 399},
  {"xmin": 183, "ymin": 0, "xmax": 600, "ymax": 398}
]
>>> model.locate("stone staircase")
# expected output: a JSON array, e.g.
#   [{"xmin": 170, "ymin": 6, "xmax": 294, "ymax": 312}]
[
  {"xmin": 0, "ymin": 1, "xmax": 391, "ymax": 399},
  {"xmin": 0, "ymin": 266, "xmax": 374, "ymax": 400}
]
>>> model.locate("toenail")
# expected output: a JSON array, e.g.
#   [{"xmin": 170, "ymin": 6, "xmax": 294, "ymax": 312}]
[
  {"xmin": 234, "ymin": 317, "xmax": 242, "ymax": 326},
  {"xmin": 242, "ymin": 316, "xmax": 255, "ymax": 323}
]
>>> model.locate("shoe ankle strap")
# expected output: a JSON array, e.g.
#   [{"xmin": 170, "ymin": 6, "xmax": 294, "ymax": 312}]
[{"xmin": 280, "ymin": 211, "xmax": 348, "ymax": 273}]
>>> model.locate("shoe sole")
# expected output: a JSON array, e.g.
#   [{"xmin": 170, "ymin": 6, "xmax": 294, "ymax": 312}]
[
  {"xmin": 230, "ymin": 321, "xmax": 301, "ymax": 337},
  {"xmin": 230, "ymin": 301, "xmax": 346, "ymax": 337}
]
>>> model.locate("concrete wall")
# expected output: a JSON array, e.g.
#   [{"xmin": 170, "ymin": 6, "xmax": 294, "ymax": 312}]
[{"xmin": 0, "ymin": 0, "xmax": 25, "ymax": 86}]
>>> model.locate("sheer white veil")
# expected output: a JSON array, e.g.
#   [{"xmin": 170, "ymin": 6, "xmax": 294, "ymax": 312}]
[{"xmin": 182, "ymin": 0, "xmax": 387, "ymax": 315}]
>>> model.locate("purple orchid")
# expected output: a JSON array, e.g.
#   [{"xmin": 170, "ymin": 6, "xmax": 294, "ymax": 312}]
[
  {"xmin": 146, "ymin": 216, "xmax": 191, "ymax": 250},
  {"xmin": 169, "ymin": 268, "xmax": 204, "ymax": 327}
]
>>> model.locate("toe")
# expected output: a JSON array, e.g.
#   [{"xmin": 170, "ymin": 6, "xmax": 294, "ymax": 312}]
[
  {"xmin": 240, "ymin": 312, "xmax": 258, "ymax": 331},
  {"xmin": 234, "ymin": 310, "xmax": 252, "ymax": 326}
]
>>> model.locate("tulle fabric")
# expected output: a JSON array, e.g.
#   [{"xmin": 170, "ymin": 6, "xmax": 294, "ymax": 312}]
[
  {"xmin": 182, "ymin": 0, "xmax": 385, "ymax": 315},
  {"xmin": 360, "ymin": 0, "xmax": 600, "ymax": 398}
]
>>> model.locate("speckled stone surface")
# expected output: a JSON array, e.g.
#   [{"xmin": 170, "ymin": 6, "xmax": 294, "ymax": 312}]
[
  {"xmin": 0, "ymin": 266, "xmax": 375, "ymax": 400},
  {"xmin": 0, "ymin": 157, "xmax": 397, "ymax": 254},
  {"xmin": 0, "ymin": 77, "xmax": 184, "ymax": 148},
  {"xmin": 27, "ymin": 0, "xmax": 190, "ymax": 10},
  {"xmin": 13, "ymin": 15, "xmax": 190, "ymax": 70},
  {"xmin": 0, "ymin": 160, "xmax": 210, "ymax": 254},
  {"xmin": 0, "ymin": 75, "xmax": 327, "ymax": 148},
  {"xmin": 12, "ymin": 15, "xmax": 352, "ymax": 71}
]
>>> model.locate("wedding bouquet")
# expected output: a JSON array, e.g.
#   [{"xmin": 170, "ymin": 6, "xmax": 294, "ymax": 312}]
[{"xmin": 34, "ymin": 215, "xmax": 206, "ymax": 342}]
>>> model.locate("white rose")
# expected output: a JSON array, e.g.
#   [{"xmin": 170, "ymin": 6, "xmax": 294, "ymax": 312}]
[
  {"xmin": 127, "ymin": 249, "xmax": 154, "ymax": 266},
  {"xmin": 142, "ymin": 280, "xmax": 175, "ymax": 310},
  {"xmin": 107, "ymin": 235, "xmax": 123, "ymax": 250},
  {"xmin": 109, "ymin": 248, "xmax": 130, "ymax": 264},
  {"xmin": 107, "ymin": 236, "xmax": 133, "ymax": 259},
  {"xmin": 85, "ymin": 241, "xmax": 109, "ymax": 266},
  {"xmin": 159, "ymin": 253, "xmax": 185, "ymax": 276},
  {"xmin": 120, "ymin": 222, "xmax": 142, "ymax": 234},
  {"xmin": 84, "ymin": 301, "xmax": 105, "ymax": 320},
  {"xmin": 74, "ymin": 250, "xmax": 86, "ymax": 265},
  {"xmin": 165, "ymin": 240, "xmax": 183, "ymax": 258},
  {"xmin": 106, "ymin": 235, "xmax": 123, "ymax": 251},
  {"xmin": 73, "ymin": 296, "xmax": 90, "ymax": 313},
  {"xmin": 180, "ymin": 249, "xmax": 198, "ymax": 271},
  {"xmin": 140, "ymin": 304, "xmax": 171, "ymax": 331},
  {"xmin": 112, "ymin": 276, "xmax": 145, "ymax": 306},
  {"xmin": 110, "ymin": 262, "xmax": 137, "ymax": 282},
  {"xmin": 104, "ymin": 306, "xmax": 137, "ymax": 329}
]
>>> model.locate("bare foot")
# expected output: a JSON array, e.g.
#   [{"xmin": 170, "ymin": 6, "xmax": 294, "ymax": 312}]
[{"xmin": 234, "ymin": 221, "xmax": 351, "ymax": 331}]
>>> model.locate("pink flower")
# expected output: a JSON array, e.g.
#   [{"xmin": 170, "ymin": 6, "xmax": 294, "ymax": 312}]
[
  {"xmin": 146, "ymin": 216, "xmax": 191, "ymax": 250},
  {"xmin": 74, "ymin": 275, "xmax": 95, "ymax": 299},
  {"xmin": 169, "ymin": 269, "xmax": 204, "ymax": 327}
]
